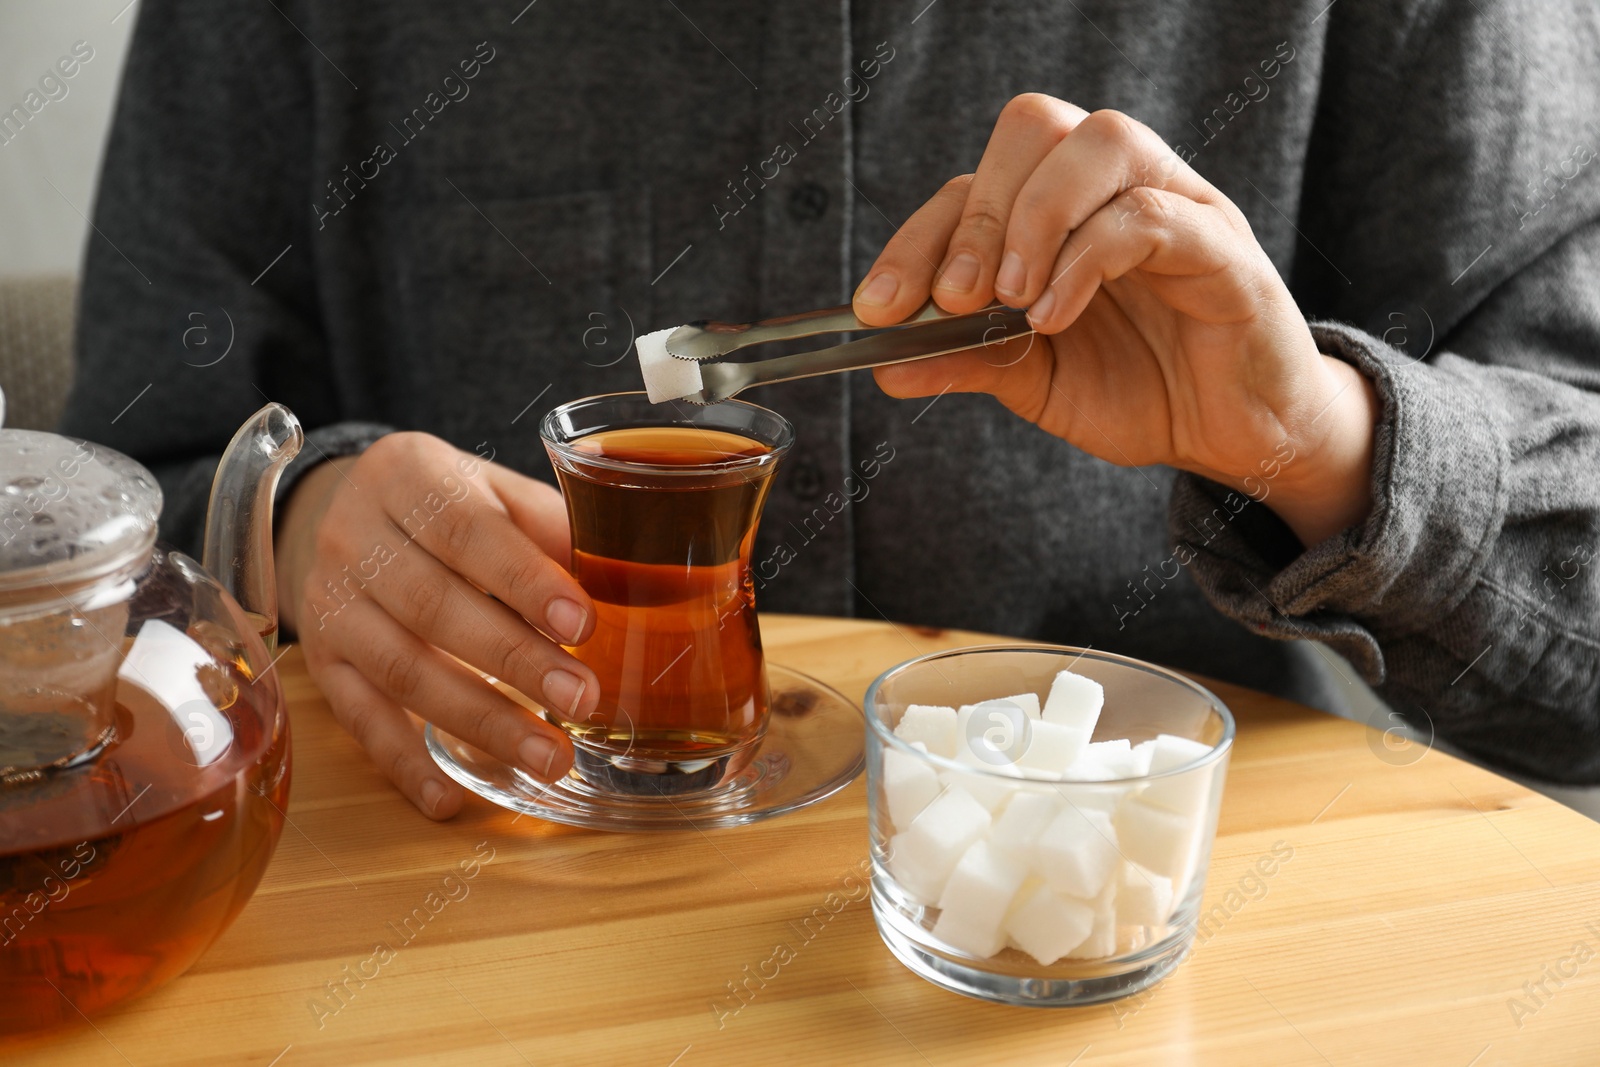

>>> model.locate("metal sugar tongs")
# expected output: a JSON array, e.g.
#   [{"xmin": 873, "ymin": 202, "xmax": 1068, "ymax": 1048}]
[{"xmin": 665, "ymin": 300, "xmax": 1035, "ymax": 404}]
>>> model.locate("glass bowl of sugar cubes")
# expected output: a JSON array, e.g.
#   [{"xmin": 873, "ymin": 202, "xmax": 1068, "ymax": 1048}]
[{"xmin": 865, "ymin": 645, "xmax": 1234, "ymax": 1006}]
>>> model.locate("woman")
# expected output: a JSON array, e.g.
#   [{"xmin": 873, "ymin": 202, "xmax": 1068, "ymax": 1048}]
[{"xmin": 63, "ymin": 0, "xmax": 1600, "ymax": 816}]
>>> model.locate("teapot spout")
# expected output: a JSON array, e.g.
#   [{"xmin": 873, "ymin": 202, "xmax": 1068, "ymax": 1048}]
[{"xmin": 202, "ymin": 403, "xmax": 303, "ymax": 654}]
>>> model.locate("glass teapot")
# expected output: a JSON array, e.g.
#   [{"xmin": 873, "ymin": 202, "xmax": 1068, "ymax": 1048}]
[{"xmin": 0, "ymin": 399, "xmax": 303, "ymax": 1035}]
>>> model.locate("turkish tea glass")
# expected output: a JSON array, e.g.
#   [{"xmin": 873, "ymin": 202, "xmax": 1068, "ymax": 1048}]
[{"xmin": 541, "ymin": 392, "xmax": 792, "ymax": 797}]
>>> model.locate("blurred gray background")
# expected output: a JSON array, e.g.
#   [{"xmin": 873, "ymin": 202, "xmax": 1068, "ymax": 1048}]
[{"xmin": 0, "ymin": 0, "xmax": 133, "ymax": 430}]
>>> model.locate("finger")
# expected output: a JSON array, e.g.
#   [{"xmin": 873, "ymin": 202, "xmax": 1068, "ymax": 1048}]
[
  {"xmin": 873, "ymin": 330, "xmax": 1050, "ymax": 407},
  {"xmin": 482, "ymin": 464, "xmax": 573, "ymax": 568},
  {"xmin": 314, "ymin": 658, "xmax": 465, "ymax": 819},
  {"xmin": 1003, "ymin": 109, "xmax": 1221, "ymax": 310},
  {"xmin": 852, "ymin": 174, "xmax": 972, "ymax": 327},
  {"xmin": 1024, "ymin": 187, "xmax": 1256, "ymax": 335},
  {"xmin": 351, "ymin": 533, "xmax": 598, "ymax": 719},
  {"xmin": 335, "ymin": 596, "xmax": 577, "ymax": 783},
  {"xmin": 936, "ymin": 93, "xmax": 1089, "ymax": 313},
  {"xmin": 376, "ymin": 461, "xmax": 593, "ymax": 646}
]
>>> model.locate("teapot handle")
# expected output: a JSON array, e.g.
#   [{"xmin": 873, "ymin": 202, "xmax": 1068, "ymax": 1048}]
[{"xmin": 202, "ymin": 403, "xmax": 303, "ymax": 654}]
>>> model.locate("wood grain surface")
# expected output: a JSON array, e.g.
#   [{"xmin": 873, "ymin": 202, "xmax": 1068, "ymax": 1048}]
[{"xmin": 11, "ymin": 615, "xmax": 1600, "ymax": 1066}]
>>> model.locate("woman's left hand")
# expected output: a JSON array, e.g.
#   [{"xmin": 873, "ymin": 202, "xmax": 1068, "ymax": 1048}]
[{"xmin": 853, "ymin": 93, "xmax": 1378, "ymax": 546}]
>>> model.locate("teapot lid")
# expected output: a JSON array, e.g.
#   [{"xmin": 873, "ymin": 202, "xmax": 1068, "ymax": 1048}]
[{"xmin": 0, "ymin": 430, "xmax": 162, "ymax": 596}]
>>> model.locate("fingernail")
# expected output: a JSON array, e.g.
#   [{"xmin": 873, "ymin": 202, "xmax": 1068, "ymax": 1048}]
[
  {"xmin": 1027, "ymin": 289, "xmax": 1057, "ymax": 327},
  {"xmin": 518, "ymin": 734, "xmax": 562, "ymax": 782},
  {"xmin": 546, "ymin": 598, "xmax": 588, "ymax": 644},
  {"xmin": 421, "ymin": 779, "xmax": 447, "ymax": 815},
  {"xmin": 543, "ymin": 668, "xmax": 587, "ymax": 716},
  {"xmin": 934, "ymin": 252, "xmax": 980, "ymax": 293},
  {"xmin": 857, "ymin": 271, "xmax": 898, "ymax": 307},
  {"xmin": 996, "ymin": 250, "xmax": 1025, "ymax": 297}
]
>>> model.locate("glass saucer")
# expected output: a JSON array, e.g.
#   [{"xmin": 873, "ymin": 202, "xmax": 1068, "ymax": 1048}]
[{"xmin": 425, "ymin": 664, "xmax": 865, "ymax": 831}]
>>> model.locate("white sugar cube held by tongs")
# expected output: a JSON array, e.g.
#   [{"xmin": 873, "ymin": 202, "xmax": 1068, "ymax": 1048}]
[{"xmin": 636, "ymin": 301, "xmax": 1036, "ymax": 405}]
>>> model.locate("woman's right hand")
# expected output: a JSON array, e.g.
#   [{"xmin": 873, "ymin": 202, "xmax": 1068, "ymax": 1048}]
[{"xmin": 274, "ymin": 432, "xmax": 598, "ymax": 819}]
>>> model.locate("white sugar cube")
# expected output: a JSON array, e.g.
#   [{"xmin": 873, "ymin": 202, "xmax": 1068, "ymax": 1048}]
[
  {"xmin": 932, "ymin": 908, "xmax": 1008, "ymax": 958},
  {"xmin": 1117, "ymin": 861, "xmax": 1175, "ymax": 927},
  {"xmin": 1002, "ymin": 875, "xmax": 1044, "ymax": 948},
  {"xmin": 1004, "ymin": 883, "xmax": 1096, "ymax": 966},
  {"xmin": 955, "ymin": 699, "xmax": 1030, "ymax": 764},
  {"xmin": 1001, "ymin": 875, "xmax": 1049, "ymax": 942},
  {"xmin": 882, "ymin": 743, "xmax": 942, "ymax": 830},
  {"xmin": 1065, "ymin": 907, "xmax": 1118, "ymax": 959},
  {"xmin": 1087, "ymin": 738, "xmax": 1130, "ymax": 760},
  {"xmin": 997, "ymin": 692, "xmax": 1042, "ymax": 720},
  {"xmin": 1117, "ymin": 924, "xmax": 1150, "ymax": 955},
  {"xmin": 1017, "ymin": 719, "xmax": 1091, "ymax": 775},
  {"xmin": 1042, "ymin": 670, "xmax": 1104, "ymax": 733},
  {"xmin": 940, "ymin": 749, "xmax": 1025, "ymax": 813},
  {"xmin": 885, "ymin": 832, "xmax": 939, "ymax": 905},
  {"xmin": 1033, "ymin": 804, "xmax": 1120, "ymax": 898},
  {"xmin": 1061, "ymin": 784, "xmax": 1129, "ymax": 813},
  {"xmin": 1059, "ymin": 753, "xmax": 1120, "ymax": 781},
  {"xmin": 934, "ymin": 840, "xmax": 1030, "ymax": 957},
  {"xmin": 1140, "ymin": 733, "xmax": 1216, "ymax": 814},
  {"xmin": 953, "ymin": 700, "xmax": 979, "ymax": 742},
  {"xmin": 1089, "ymin": 871, "xmax": 1120, "ymax": 912},
  {"xmin": 1086, "ymin": 738, "xmax": 1154, "ymax": 778},
  {"xmin": 943, "ymin": 717, "xmax": 1029, "ymax": 812},
  {"xmin": 886, "ymin": 786, "xmax": 992, "ymax": 902},
  {"xmin": 894, "ymin": 704, "xmax": 959, "ymax": 758},
  {"xmin": 1147, "ymin": 733, "xmax": 1212, "ymax": 772},
  {"xmin": 1141, "ymin": 770, "xmax": 1212, "ymax": 816},
  {"xmin": 938, "ymin": 840, "xmax": 1030, "ymax": 916},
  {"xmin": 988, "ymin": 790, "xmax": 1060, "ymax": 851},
  {"xmin": 1112, "ymin": 798, "xmax": 1200, "ymax": 879},
  {"xmin": 637, "ymin": 327, "xmax": 704, "ymax": 404}
]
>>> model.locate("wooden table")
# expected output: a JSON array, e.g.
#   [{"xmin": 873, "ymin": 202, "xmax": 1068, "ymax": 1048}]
[{"xmin": 14, "ymin": 616, "xmax": 1600, "ymax": 1066}]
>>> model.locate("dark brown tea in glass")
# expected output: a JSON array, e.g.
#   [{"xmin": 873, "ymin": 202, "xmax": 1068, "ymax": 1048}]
[{"xmin": 542, "ymin": 394, "xmax": 792, "ymax": 796}]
